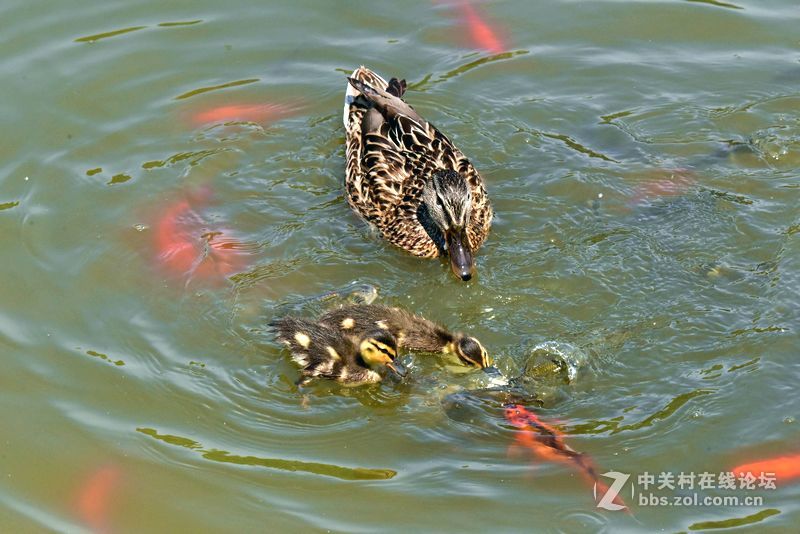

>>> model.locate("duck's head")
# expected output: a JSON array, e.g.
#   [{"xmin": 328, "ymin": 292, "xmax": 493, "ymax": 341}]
[
  {"xmin": 449, "ymin": 335, "xmax": 492, "ymax": 369},
  {"xmin": 422, "ymin": 170, "xmax": 474, "ymax": 281},
  {"xmin": 359, "ymin": 330, "xmax": 405, "ymax": 377}
]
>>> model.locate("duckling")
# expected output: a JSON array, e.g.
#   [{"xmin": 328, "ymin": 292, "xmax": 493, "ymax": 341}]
[
  {"xmin": 343, "ymin": 66, "xmax": 493, "ymax": 281},
  {"xmin": 271, "ymin": 316, "xmax": 402, "ymax": 386},
  {"xmin": 319, "ymin": 304, "xmax": 492, "ymax": 369}
]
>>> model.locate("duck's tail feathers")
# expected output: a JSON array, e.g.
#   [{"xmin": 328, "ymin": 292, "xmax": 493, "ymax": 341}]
[
  {"xmin": 343, "ymin": 66, "xmax": 388, "ymax": 127},
  {"xmin": 387, "ymin": 77, "xmax": 407, "ymax": 98},
  {"xmin": 346, "ymin": 75, "xmax": 424, "ymax": 126}
]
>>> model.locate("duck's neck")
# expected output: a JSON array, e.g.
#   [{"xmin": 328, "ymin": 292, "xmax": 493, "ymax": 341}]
[
  {"xmin": 417, "ymin": 202, "xmax": 446, "ymax": 254},
  {"xmin": 400, "ymin": 316, "xmax": 455, "ymax": 353}
]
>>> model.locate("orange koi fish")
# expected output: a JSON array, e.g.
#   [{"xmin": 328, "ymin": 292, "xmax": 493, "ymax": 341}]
[
  {"xmin": 629, "ymin": 169, "xmax": 695, "ymax": 206},
  {"xmin": 732, "ymin": 453, "xmax": 800, "ymax": 483},
  {"xmin": 75, "ymin": 464, "xmax": 121, "ymax": 534},
  {"xmin": 454, "ymin": 0, "xmax": 506, "ymax": 54},
  {"xmin": 504, "ymin": 404, "xmax": 628, "ymax": 511},
  {"xmin": 153, "ymin": 191, "xmax": 248, "ymax": 280},
  {"xmin": 154, "ymin": 199, "xmax": 198, "ymax": 274},
  {"xmin": 191, "ymin": 103, "xmax": 291, "ymax": 126}
]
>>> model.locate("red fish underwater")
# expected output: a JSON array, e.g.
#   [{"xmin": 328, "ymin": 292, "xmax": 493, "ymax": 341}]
[
  {"xmin": 629, "ymin": 169, "xmax": 696, "ymax": 206},
  {"xmin": 439, "ymin": 0, "xmax": 506, "ymax": 54},
  {"xmin": 75, "ymin": 464, "xmax": 121, "ymax": 534},
  {"xmin": 153, "ymin": 190, "xmax": 249, "ymax": 281},
  {"xmin": 732, "ymin": 453, "xmax": 800, "ymax": 483},
  {"xmin": 504, "ymin": 404, "xmax": 628, "ymax": 511},
  {"xmin": 190, "ymin": 103, "xmax": 294, "ymax": 127}
]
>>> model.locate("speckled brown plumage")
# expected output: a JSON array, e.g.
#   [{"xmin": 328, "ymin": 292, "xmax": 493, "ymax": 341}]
[{"xmin": 343, "ymin": 66, "xmax": 492, "ymax": 258}]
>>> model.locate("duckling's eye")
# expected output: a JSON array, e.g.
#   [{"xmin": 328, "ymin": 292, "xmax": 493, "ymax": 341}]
[
  {"xmin": 362, "ymin": 337, "xmax": 397, "ymax": 364},
  {"xmin": 366, "ymin": 330, "xmax": 398, "ymax": 359},
  {"xmin": 372, "ymin": 341, "xmax": 396, "ymax": 360}
]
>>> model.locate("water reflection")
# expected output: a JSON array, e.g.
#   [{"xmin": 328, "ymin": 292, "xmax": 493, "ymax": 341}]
[{"xmin": 137, "ymin": 427, "xmax": 397, "ymax": 480}]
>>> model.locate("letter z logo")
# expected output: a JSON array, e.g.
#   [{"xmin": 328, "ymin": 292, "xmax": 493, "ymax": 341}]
[{"xmin": 594, "ymin": 471, "xmax": 630, "ymax": 511}]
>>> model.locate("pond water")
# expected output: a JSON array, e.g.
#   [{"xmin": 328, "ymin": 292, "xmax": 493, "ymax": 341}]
[{"xmin": 1, "ymin": 0, "xmax": 798, "ymax": 531}]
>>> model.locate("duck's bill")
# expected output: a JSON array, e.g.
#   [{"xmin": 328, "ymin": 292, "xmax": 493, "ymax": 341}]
[
  {"xmin": 446, "ymin": 228, "xmax": 474, "ymax": 281},
  {"xmin": 482, "ymin": 366, "xmax": 510, "ymax": 387},
  {"xmin": 386, "ymin": 361, "xmax": 407, "ymax": 378},
  {"xmin": 482, "ymin": 366, "xmax": 503, "ymax": 378}
]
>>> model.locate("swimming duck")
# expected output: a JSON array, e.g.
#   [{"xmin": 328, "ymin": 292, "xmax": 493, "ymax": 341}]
[
  {"xmin": 343, "ymin": 66, "xmax": 493, "ymax": 281},
  {"xmin": 319, "ymin": 304, "xmax": 492, "ymax": 369},
  {"xmin": 271, "ymin": 316, "xmax": 403, "ymax": 386}
]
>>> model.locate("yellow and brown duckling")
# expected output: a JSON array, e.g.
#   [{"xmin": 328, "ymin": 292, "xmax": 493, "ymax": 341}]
[
  {"xmin": 271, "ymin": 316, "xmax": 404, "ymax": 386},
  {"xmin": 319, "ymin": 304, "xmax": 493, "ymax": 369},
  {"xmin": 343, "ymin": 66, "xmax": 493, "ymax": 281}
]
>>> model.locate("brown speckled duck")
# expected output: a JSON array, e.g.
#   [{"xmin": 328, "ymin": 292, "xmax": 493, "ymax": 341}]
[
  {"xmin": 320, "ymin": 304, "xmax": 492, "ymax": 369},
  {"xmin": 271, "ymin": 316, "xmax": 403, "ymax": 386},
  {"xmin": 343, "ymin": 66, "xmax": 493, "ymax": 281}
]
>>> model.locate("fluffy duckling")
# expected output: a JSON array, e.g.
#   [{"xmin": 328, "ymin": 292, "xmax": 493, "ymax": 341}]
[
  {"xmin": 320, "ymin": 304, "xmax": 492, "ymax": 369},
  {"xmin": 271, "ymin": 316, "xmax": 402, "ymax": 386}
]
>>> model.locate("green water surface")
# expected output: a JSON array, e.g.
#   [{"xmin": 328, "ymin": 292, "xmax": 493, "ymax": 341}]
[{"xmin": 1, "ymin": 0, "xmax": 798, "ymax": 531}]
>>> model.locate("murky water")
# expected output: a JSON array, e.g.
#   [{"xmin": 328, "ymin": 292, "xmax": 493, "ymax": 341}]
[{"xmin": 1, "ymin": 0, "xmax": 798, "ymax": 531}]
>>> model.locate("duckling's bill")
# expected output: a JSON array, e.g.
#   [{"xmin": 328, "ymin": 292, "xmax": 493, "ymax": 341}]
[
  {"xmin": 386, "ymin": 360, "xmax": 407, "ymax": 378},
  {"xmin": 482, "ymin": 366, "xmax": 510, "ymax": 387},
  {"xmin": 358, "ymin": 335, "xmax": 405, "ymax": 378}
]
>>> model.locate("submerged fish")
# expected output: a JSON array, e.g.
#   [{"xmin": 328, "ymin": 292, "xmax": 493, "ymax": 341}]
[
  {"xmin": 732, "ymin": 453, "xmax": 800, "ymax": 483},
  {"xmin": 629, "ymin": 169, "xmax": 696, "ymax": 206},
  {"xmin": 75, "ymin": 464, "xmax": 121, "ymax": 533},
  {"xmin": 439, "ymin": 0, "xmax": 506, "ymax": 54},
  {"xmin": 190, "ymin": 103, "xmax": 291, "ymax": 126},
  {"xmin": 153, "ymin": 191, "xmax": 249, "ymax": 280},
  {"xmin": 504, "ymin": 404, "xmax": 628, "ymax": 511}
]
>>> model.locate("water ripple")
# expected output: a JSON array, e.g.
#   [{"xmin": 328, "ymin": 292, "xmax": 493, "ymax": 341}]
[{"xmin": 2, "ymin": 0, "xmax": 799, "ymax": 530}]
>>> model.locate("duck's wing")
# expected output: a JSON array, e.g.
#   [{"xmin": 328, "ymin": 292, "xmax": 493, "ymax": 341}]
[{"xmin": 344, "ymin": 67, "xmax": 395, "ymax": 230}]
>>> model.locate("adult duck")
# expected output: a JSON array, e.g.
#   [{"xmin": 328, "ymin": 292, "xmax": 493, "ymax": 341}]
[{"xmin": 343, "ymin": 66, "xmax": 492, "ymax": 281}]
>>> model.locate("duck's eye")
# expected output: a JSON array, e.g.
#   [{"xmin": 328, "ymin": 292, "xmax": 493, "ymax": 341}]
[
  {"xmin": 366, "ymin": 330, "xmax": 397, "ymax": 358},
  {"xmin": 434, "ymin": 193, "xmax": 452, "ymax": 229},
  {"xmin": 372, "ymin": 340, "xmax": 396, "ymax": 360},
  {"xmin": 361, "ymin": 332, "xmax": 397, "ymax": 365}
]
